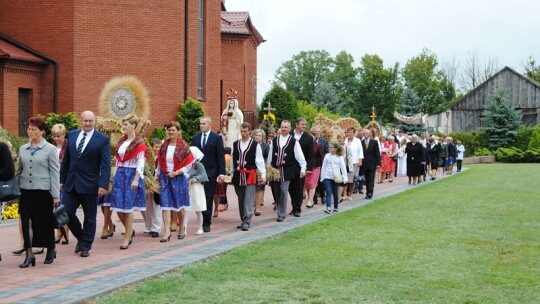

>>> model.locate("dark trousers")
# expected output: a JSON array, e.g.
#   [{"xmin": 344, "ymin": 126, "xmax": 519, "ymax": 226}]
[
  {"xmin": 63, "ymin": 191, "xmax": 98, "ymax": 251},
  {"xmin": 457, "ymin": 160, "xmax": 463, "ymax": 171},
  {"xmin": 19, "ymin": 189, "xmax": 55, "ymax": 250},
  {"xmin": 270, "ymin": 181, "xmax": 281, "ymax": 204},
  {"xmin": 202, "ymin": 178, "xmax": 217, "ymax": 228},
  {"xmin": 364, "ymin": 167, "xmax": 376, "ymax": 197},
  {"xmin": 288, "ymin": 175, "xmax": 304, "ymax": 214}
]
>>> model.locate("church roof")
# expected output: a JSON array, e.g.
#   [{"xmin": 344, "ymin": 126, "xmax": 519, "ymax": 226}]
[
  {"xmin": 0, "ymin": 36, "xmax": 46, "ymax": 63},
  {"xmin": 221, "ymin": 11, "xmax": 265, "ymax": 45}
]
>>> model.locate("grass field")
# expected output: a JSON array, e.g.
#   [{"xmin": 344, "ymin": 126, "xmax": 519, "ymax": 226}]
[{"xmin": 93, "ymin": 164, "xmax": 540, "ymax": 304}]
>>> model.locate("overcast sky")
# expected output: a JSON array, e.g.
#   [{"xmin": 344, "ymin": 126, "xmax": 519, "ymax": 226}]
[{"xmin": 226, "ymin": 0, "xmax": 540, "ymax": 104}]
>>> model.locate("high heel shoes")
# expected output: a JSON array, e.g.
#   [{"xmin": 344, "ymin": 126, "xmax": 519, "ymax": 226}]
[
  {"xmin": 120, "ymin": 230, "xmax": 135, "ymax": 249},
  {"xmin": 44, "ymin": 249, "xmax": 56, "ymax": 264},
  {"xmin": 160, "ymin": 234, "xmax": 171, "ymax": 243},
  {"xmin": 107, "ymin": 224, "xmax": 116, "ymax": 237},
  {"xmin": 19, "ymin": 256, "xmax": 36, "ymax": 268},
  {"xmin": 12, "ymin": 248, "xmax": 25, "ymax": 255},
  {"xmin": 100, "ymin": 227, "xmax": 109, "ymax": 239}
]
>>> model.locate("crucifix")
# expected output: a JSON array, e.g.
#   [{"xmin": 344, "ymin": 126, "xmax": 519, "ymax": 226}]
[
  {"xmin": 263, "ymin": 101, "xmax": 276, "ymax": 114},
  {"xmin": 370, "ymin": 106, "xmax": 377, "ymax": 121}
]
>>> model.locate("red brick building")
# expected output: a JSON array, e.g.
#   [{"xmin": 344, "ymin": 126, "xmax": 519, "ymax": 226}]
[{"xmin": 0, "ymin": 0, "xmax": 264, "ymax": 135}]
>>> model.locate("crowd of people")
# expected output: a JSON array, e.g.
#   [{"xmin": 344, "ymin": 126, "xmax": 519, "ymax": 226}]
[{"xmin": 0, "ymin": 111, "xmax": 464, "ymax": 268}]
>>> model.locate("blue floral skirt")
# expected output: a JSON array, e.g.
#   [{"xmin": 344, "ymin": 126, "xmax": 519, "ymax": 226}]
[
  {"xmin": 110, "ymin": 167, "xmax": 146, "ymax": 213},
  {"xmin": 159, "ymin": 172, "xmax": 190, "ymax": 211}
]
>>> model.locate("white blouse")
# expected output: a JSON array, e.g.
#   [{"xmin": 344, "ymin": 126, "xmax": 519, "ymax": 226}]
[
  {"xmin": 115, "ymin": 140, "xmax": 145, "ymax": 177},
  {"xmin": 319, "ymin": 153, "xmax": 348, "ymax": 183}
]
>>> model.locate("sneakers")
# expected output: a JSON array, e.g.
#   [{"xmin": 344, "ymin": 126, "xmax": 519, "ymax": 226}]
[
  {"xmin": 324, "ymin": 208, "xmax": 332, "ymax": 214},
  {"xmin": 333, "ymin": 208, "xmax": 338, "ymax": 213}
]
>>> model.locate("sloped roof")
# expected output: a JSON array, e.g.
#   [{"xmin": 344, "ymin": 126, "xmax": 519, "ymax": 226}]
[
  {"xmin": 221, "ymin": 11, "xmax": 265, "ymax": 46},
  {"xmin": 0, "ymin": 36, "xmax": 45, "ymax": 63}
]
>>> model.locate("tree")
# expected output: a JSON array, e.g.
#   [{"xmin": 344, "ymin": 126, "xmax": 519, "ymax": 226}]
[
  {"xmin": 524, "ymin": 55, "xmax": 540, "ymax": 83},
  {"xmin": 312, "ymin": 82, "xmax": 340, "ymax": 113},
  {"xmin": 42, "ymin": 112, "xmax": 80, "ymax": 143},
  {"xmin": 178, "ymin": 97, "xmax": 204, "ymax": 144},
  {"xmin": 481, "ymin": 90, "xmax": 521, "ymax": 150},
  {"xmin": 459, "ymin": 50, "xmax": 499, "ymax": 92},
  {"xmin": 395, "ymin": 88, "xmax": 425, "ymax": 135},
  {"xmin": 325, "ymin": 51, "xmax": 359, "ymax": 115},
  {"xmin": 402, "ymin": 49, "xmax": 456, "ymax": 114},
  {"xmin": 297, "ymin": 100, "xmax": 340, "ymax": 127},
  {"xmin": 356, "ymin": 54, "xmax": 400, "ymax": 123},
  {"xmin": 259, "ymin": 84, "xmax": 299, "ymax": 125},
  {"xmin": 275, "ymin": 50, "xmax": 334, "ymax": 102}
]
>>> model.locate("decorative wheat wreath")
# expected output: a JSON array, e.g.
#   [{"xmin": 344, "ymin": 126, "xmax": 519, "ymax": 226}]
[{"xmin": 99, "ymin": 75, "xmax": 150, "ymax": 120}]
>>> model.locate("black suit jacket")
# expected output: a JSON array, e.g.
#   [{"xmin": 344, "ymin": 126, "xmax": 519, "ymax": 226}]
[
  {"xmin": 361, "ymin": 138, "xmax": 381, "ymax": 170},
  {"xmin": 291, "ymin": 131, "xmax": 314, "ymax": 172},
  {"xmin": 60, "ymin": 129, "xmax": 111, "ymax": 194},
  {"xmin": 316, "ymin": 137, "xmax": 329, "ymax": 154},
  {"xmin": 191, "ymin": 131, "xmax": 225, "ymax": 178}
]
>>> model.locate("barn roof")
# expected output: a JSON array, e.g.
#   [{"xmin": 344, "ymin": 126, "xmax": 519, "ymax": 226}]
[{"xmin": 435, "ymin": 66, "xmax": 540, "ymax": 115}]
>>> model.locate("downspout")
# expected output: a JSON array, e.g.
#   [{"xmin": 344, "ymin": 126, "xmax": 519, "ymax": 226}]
[
  {"xmin": 183, "ymin": 0, "xmax": 189, "ymax": 102},
  {"xmin": 0, "ymin": 33, "xmax": 58, "ymax": 113}
]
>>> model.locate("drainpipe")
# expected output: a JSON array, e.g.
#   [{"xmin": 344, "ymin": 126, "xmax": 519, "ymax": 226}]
[{"xmin": 183, "ymin": 0, "xmax": 189, "ymax": 102}]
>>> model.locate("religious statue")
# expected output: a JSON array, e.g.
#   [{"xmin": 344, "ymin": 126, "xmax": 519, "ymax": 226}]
[{"xmin": 221, "ymin": 89, "xmax": 244, "ymax": 148}]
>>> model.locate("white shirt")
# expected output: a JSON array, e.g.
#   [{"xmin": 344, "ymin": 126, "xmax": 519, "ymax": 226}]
[
  {"xmin": 456, "ymin": 145, "xmax": 465, "ymax": 160},
  {"xmin": 345, "ymin": 137, "xmax": 364, "ymax": 164},
  {"xmin": 115, "ymin": 140, "xmax": 146, "ymax": 176},
  {"xmin": 320, "ymin": 153, "xmax": 348, "ymax": 183},
  {"xmin": 229, "ymin": 138, "xmax": 266, "ymax": 179},
  {"xmin": 201, "ymin": 131, "xmax": 211, "ymax": 147},
  {"xmin": 266, "ymin": 134, "xmax": 307, "ymax": 173},
  {"xmin": 157, "ymin": 145, "xmax": 193, "ymax": 175},
  {"xmin": 75, "ymin": 129, "xmax": 95, "ymax": 154}
]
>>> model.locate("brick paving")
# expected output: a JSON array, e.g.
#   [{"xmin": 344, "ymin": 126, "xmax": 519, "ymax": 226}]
[{"xmin": 0, "ymin": 172, "xmax": 457, "ymax": 303}]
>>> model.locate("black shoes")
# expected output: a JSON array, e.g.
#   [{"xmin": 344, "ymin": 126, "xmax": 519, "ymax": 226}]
[
  {"xmin": 293, "ymin": 212, "xmax": 301, "ymax": 217},
  {"xmin": 44, "ymin": 249, "xmax": 56, "ymax": 264},
  {"xmin": 276, "ymin": 217, "xmax": 284, "ymax": 222},
  {"xmin": 19, "ymin": 256, "xmax": 36, "ymax": 268},
  {"xmin": 202, "ymin": 226, "xmax": 211, "ymax": 233},
  {"xmin": 150, "ymin": 231, "xmax": 159, "ymax": 238},
  {"xmin": 160, "ymin": 235, "xmax": 171, "ymax": 243},
  {"xmin": 80, "ymin": 250, "xmax": 90, "ymax": 257},
  {"xmin": 12, "ymin": 248, "xmax": 25, "ymax": 255}
]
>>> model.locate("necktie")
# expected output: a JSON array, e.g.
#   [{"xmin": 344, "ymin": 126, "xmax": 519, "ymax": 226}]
[
  {"xmin": 77, "ymin": 132, "xmax": 87, "ymax": 157},
  {"xmin": 202, "ymin": 133, "xmax": 207, "ymax": 149},
  {"xmin": 364, "ymin": 140, "xmax": 369, "ymax": 149}
]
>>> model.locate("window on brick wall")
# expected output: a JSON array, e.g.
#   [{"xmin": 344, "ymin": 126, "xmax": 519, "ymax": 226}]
[
  {"xmin": 197, "ymin": 0, "xmax": 204, "ymax": 99},
  {"xmin": 18, "ymin": 88, "xmax": 32, "ymax": 136}
]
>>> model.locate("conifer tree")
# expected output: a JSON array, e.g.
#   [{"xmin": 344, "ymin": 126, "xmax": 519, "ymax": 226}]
[
  {"xmin": 481, "ymin": 90, "xmax": 521, "ymax": 149},
  {"xmin": 178, "ymin": 97, "xmax": 204, "ymax": 144},
  {"xmin": 395, "ymin": 88, "xmax": 425, "ymax": 135}
]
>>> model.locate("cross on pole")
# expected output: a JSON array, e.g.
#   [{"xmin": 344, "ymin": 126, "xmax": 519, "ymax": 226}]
[
  {"xmin": 263, "ymin": 101, "xmax": 276, "ymax": 114},
  {"xmin": 370, "ymin": 106, "xmax": 377, "ymax": 121}
]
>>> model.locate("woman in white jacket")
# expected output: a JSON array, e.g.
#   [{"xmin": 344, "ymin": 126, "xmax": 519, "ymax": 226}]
[{"xmin": 320, "ymin": 142, "xmax": 348, "ymax": 214}]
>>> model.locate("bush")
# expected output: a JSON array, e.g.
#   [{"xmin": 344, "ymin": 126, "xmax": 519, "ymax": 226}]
[
  {"xmin": 41, "ymin": 112, "xmax": 80, "ymax": 143},
  {"xmin": 178, "ymin": 97, "xmax": 204, "ymax": 145},
  {"xmin": 493, "ymin": 147, "xmax": 524, "ymax": 163},
  {"xmin": 515, "ymin": 126, "xmax": 538, "ymax": 150},
  {"xmin": 528, "ymin": 129, "xmax": 540, "ymax": 150},
  {"xmin": 473, "ymin": 148, "xmax": 492, "ymax": 156},
  {"xmin": 523, "ymin": 148, "xmax": 540, "ymax": 162},
  {"xmin": 0, "ymin": 126, "xmax": 27, "ymax": 154},
  {"xmin": 450, "ymin": 131, "xmax": 489, "ymax": 157},
  {"xmin": 148, "ymin": 127, "xmax": 166, "ymax": 141}
]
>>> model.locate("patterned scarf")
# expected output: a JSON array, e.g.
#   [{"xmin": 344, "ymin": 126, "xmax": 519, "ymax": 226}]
[
  {"xmin": 115, "ymin": 133, "xmax": 147, "ymax": 162},
  {"xmin": 158, "ymin": 137, "xmax": 194, "ymax": 173}
]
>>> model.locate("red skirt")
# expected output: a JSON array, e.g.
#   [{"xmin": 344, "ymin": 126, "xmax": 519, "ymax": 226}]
[{"xmin": 304, "ymin": 167, "xmax": 320, "ymax": 189}]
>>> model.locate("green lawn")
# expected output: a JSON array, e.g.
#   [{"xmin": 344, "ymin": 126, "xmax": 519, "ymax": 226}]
[{"xmin": 93, "ymin": 164, "xmax": 540, "ymax": 304}]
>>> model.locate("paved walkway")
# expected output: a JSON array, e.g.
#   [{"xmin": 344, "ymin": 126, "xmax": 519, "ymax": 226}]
[{"xmin": 0, "ymin": 172, "xmax": 458, "ymax": 303}]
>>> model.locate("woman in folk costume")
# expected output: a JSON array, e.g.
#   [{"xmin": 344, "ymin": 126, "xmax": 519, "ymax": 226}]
[
  {"xmin": 185, "ymin": 146, "xmax": 208, "ymax": 235},
  {"xmin": 157, "ymin": 121, "xmax": 195, "ymax": 242},
  {"xmin": 110, "ymin": 114, "xmax": 147, "ymax": 250}
]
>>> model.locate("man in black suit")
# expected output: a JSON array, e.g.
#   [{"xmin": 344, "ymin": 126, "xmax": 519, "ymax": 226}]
[
  {"xmin": 60, "ymin": 111, "xmax": 111, "ymax": 257},
  {"xmin": 288, "ymin": 118, "xmax": 313, "ymax": 217},
  {"xmin": 360, "ymin": 128, "xmax": 381, "ymax": 199},
  {"xmin": 312, "ymin": 125, "xmax": 328, "ymax": 204},
  {"xmin": 191, "ymin": 115, "xmax": 226, "ymax": 233}
]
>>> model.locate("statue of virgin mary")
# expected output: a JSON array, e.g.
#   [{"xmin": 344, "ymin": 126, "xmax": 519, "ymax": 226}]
[{"xmin": 221, "ymin": 90, "xmax": 244, "ymax": 148}]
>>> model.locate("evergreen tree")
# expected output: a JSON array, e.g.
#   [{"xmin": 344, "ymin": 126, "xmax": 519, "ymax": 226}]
[
  {"xmin": 395, "ymin": 88, "xmax": 424, "ymax": 135},
  {"xmin": 313, "ymin": 82, "xmax": 340, "ymax": 113},
  {"xmin": 481, "ymin": 90, "xmax": 521, "ymax": 150},
  {"xmin": 260, "ymin": 84, "xmax": 299, "ymax": 125},
  {"xmin": 528, "ymin": 129, "xmax": 540, "ymax": 150},
  {"xmin": 178, "ymin": 97, "xmax": 204, "ymax": 144}
]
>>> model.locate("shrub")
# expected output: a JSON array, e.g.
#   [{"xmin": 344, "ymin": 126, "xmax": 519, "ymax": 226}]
[
  {"xmin": 528, "ymin": 129, "xmax": 540, "ymax": 150},
  {"xmin": 473, "ymin": 148, "xmax": 492, "ymax": 156},
  {"xmin": 0, "ymin": 126, "xmax": 27, "ymax": 154},
  {"xmin": 148, "ymin": 127, "xmax": 166, "ymax": 141},
  {"xmin": 450, "ymin": 131, "xmax": 489, "ymax": 157},
  {"xmin": 493, "ymin": 147, "xmax": 524, "ymax": 163},
  {"xmin": 515, "ymin": 126, "xmax": 539, "ymax": 150},
  {"xmin": 41, "ymin": 112, "xmax": 80, "ymax": 143},
  {"xmin": 178, "ymin": 97, "xmax": 204, "ymax": 145},
  {"xmin": 523, "ymin": 148, "xmax": 540, "ymax": 162}
]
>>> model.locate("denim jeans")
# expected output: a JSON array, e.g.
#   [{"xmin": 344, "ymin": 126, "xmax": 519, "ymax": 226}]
[{"xmin": 323, "ymin": 179, "xmax": 339, "ymax": 209}]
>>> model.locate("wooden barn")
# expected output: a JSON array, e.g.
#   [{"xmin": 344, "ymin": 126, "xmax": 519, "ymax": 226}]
[{"xmin": 426, "ymin": 66, "xmax": 540, "ymax": 133}]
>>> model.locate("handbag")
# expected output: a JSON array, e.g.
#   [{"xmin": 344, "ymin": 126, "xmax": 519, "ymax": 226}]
[
  {"xmin": 334, "ymin": 174, "xmax": 343, "ymax": 184},
  {"xmin": 53, "ymin": 205, "xmax": 70, "ymax": 228},
  {"xmin": 0, "ymin": 177, "xmax": 21, "ymax": 202}
]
